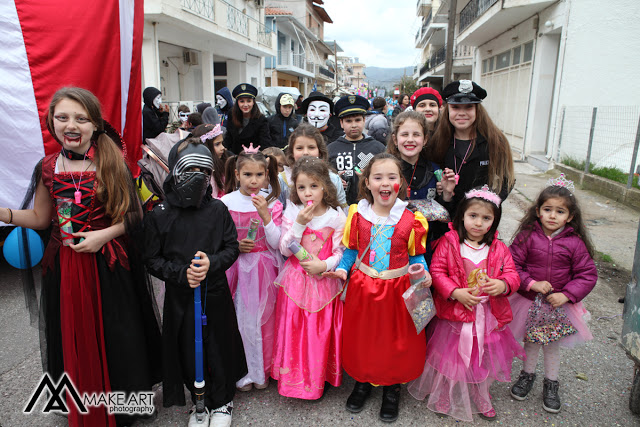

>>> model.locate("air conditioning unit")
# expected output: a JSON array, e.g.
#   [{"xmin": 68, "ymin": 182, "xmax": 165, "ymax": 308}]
[{"xmin": 183, "ymin": 50, "xmax": 199, "ymax": 66}]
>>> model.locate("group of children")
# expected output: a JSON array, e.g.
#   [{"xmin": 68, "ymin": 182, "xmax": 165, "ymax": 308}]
[{"xmin": 2, "ymin": 81, "xmax": 598, "ymax": 427}]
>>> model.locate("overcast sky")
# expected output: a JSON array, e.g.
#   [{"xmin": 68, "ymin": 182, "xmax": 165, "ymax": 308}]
[{"xmin": 322, "ymin": 0, "xmax": 420, "ymax": 68}]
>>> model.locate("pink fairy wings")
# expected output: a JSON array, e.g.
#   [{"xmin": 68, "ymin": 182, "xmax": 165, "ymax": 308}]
[
  {"xmin": 200, "ymin": 124, "xmax": 223, "ymax": 142},
  {"xmin": 465, "ymin": 184, "xmax": 502, "ymax": 207},
  {"xmin": 241, "ymin": 142, "xmax": 261, "ymax": 154}
]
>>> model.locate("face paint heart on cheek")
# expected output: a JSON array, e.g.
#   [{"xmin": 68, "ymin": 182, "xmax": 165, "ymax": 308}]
[{"xmin": 393, "ymin": 183, "xmax": 400, "ymax": 193}]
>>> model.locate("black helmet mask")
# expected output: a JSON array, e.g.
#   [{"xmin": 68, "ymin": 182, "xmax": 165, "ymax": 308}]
[{"xmin": 164, "ymin": 142, "xmax": 214, "ymax": 208}]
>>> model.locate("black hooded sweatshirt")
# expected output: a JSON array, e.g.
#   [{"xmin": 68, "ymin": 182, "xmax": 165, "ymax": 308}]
[
  {"xmin": 267, "ymin": 93, "xmax": 299, "ymax": 149},
  {"xmin": 142, "ymin": 87, "xmax": 169, "ymax": 142}
]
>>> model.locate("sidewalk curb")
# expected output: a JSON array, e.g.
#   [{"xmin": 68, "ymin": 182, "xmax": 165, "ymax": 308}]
[{"xmin": 554, "ymin": 164, "xmax": 640, "ymax": 211}]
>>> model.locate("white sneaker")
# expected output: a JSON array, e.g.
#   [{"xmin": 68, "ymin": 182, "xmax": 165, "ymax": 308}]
[
  {"xmin": 188, "ymin": 405, "xmax": 210, "ymax": 426},
  {"xmin": 209, "ymin": 401, "xmax": 233, "ymax": 427}
]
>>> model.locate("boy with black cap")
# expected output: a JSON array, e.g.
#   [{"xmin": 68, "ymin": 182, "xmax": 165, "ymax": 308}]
[
  {"xmin": 300, "ymin": 91, "xmax": 343, "ymax": 144},
  {"xmin": 328, "ymin": 94, "xmax": 385, "ymax": 205}
]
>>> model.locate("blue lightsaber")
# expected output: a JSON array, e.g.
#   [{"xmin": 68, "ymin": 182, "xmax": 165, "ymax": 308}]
[{"xmin": 193, "ymin": 256, "xmax": 207, "ymax": 423}]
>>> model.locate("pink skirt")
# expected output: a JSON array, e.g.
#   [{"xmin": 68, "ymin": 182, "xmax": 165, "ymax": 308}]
[
  {"xmin": 271, "ymin": 287, "xmax": 343, "ymax": 399},
  {"xmin": 408, "ymin": 306, "xmax": 524, "ymax": 422},
  {"xmin": 508, "ymin": 292, "xmax": 593, "ymax": 348}
]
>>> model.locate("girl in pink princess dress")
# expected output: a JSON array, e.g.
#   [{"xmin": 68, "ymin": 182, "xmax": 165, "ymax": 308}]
[
  {"xmin": 221, "ymin": 145, "xmax": 282, "ymax": 391},
  {"xmin": 408, "ymin": 185, "xmax": 524, "ymax": 422},
  {"xmin": 272, "ymin": 156, "xmax": 346, "ymax": 400}
]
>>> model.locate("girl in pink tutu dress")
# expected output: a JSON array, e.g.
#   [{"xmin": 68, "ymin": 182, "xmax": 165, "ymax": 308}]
[
  {"xmin": 221, "ymin": 146, "xmax": 282, "ymax": 391},
  {"xmin": 272, "ymin": 156, "xmax": 346, "ymax": 399},
  {"xmin": 508, "ymin": 176, "xmax": 597, "ymax": 414},
  {"xmin": 408, "ymin": 185, "xmax": 524, "ymax": 422}
]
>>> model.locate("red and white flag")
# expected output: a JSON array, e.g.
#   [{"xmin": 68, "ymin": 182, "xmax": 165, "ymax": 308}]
[{"xmin": 1, "ymin": 0, "xmax": 143, "ymax": 210}]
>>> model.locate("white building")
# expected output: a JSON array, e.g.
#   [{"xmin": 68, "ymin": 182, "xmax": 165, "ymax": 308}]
[
  {"xmin": 265, "ymin": 1, "xmax": 336, "ymax": 96},
  {"xmin": 142, "ymin": 0, "xmax": 276, "ymax": 108},
  {"xmin": 454, "ymin": 0, "xmax": 640, "ymax": 170}
]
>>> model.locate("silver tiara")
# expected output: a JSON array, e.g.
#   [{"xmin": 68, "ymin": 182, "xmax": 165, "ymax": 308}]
[{"xmin": 546, "ymin": 173, "xmax": 575, "ymax": 194}]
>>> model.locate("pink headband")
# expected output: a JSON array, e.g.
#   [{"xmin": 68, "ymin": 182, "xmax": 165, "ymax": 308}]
[
  {"xmin": 465, "ymin": 185, "xmax": 501, "ymax": 207},
  {"xmin": 199, "ymin": 124, "xmax": 223, "ymax": 143}
]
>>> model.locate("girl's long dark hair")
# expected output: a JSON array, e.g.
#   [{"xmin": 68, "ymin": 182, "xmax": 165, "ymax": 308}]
[
  {"xmin": 191, "ymin": 124, "xmax": 226, "ymax": 194},
  {"xmin": 452, "ymin": 195, "xmax": 502, "ymax": 246},
  {"xmin": 231, "ymin": 97, "xmax": 262, "ymax": 128},
  {"xmin": 224, "ymin": 150, "xmax": 281, "ymax": 203},
  {"xmin": 428, "ymin": 103, "xmax": 515, "ymax": 195},
  {"xmin": 512, "ymin": 185, "xmax": 595, "ymax": 257}
]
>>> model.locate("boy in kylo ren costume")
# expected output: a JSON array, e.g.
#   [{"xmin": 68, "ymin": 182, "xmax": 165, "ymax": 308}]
[{"xmin": 143, "ymin": 137, "xmax": 247, "ymax": 427}]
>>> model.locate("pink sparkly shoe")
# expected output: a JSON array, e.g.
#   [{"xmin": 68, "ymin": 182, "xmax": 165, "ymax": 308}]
[{"xmin": 478, "ymin": 408, "xmax": 497, "ymax": 420}]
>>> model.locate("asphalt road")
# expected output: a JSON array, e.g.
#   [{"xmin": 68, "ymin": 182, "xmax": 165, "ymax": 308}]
[{"xmin": 1, "ymin": 162, "xmax": 639, "ymax": 426}]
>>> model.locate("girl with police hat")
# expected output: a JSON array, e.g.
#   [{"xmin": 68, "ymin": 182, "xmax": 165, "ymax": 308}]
[
  {"xmin": 429, "ymin": 80, "xmax": 515, "ymax": 219},
  {"xmin": 223, "ymin": 83, "xmax": 272, "ymax": 154}
]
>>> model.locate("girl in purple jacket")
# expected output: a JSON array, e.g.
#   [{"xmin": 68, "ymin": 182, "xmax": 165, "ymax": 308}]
[{"xmin": 508, "ymin": 175, "xmax": 597, "ymax": 414}]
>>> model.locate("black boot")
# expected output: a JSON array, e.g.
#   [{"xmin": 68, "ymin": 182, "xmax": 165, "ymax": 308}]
[
  {"xmin": 542, "ymin": 378, "xmax": 561, "ymax": 413},
  {"xmin": 379, "ymin": 384, "xmax": 400, "ymax": 423},
  {"xmin": 511, "ymin": 370, "xmax": 536, "ymax": 400},
  {"xmin": 346, "ymin": 382, "xmax": 372, "ymax": 413}
]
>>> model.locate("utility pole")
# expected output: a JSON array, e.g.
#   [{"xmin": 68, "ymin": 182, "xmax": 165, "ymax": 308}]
[{"xmin": 444, "ymin": 0, "xmax": 457, "ymax": 86}]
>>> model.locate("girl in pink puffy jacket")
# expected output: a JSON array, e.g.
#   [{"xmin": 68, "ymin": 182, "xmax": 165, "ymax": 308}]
[{"xmin": 508, "ymin": 175, "xmax": 597, "ymax": 414}]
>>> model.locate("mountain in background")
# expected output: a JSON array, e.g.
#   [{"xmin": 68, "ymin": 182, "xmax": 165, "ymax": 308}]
[{"xmin": 364, "ymin": 66, "xmax": 414, "ymax": 90}]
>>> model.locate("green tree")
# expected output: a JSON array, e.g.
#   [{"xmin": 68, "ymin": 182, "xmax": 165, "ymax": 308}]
[{"xmin": 396, "ymin": 75, "xmax": 418, "ymax": 95}]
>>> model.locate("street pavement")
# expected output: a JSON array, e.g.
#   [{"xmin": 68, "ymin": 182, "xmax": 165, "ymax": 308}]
[{"xmin": 1, "ymin": 161, "xmax": 639, "ymax": 426}]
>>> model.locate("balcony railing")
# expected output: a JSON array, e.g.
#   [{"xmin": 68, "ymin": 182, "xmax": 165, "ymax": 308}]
[
  {"xmin": 181, "ymin": 0, "xmax": 215, "ymax": 21},
  {"xmin": 180, "ymin": 0, "xmax": 274, "ymax": 48},
  {"xmin": 459, "ymin": 0, "xmax": 499, "ymax": 33},
  {"xmin": 226, "ymin": 3, "xmax": 248, "ymax": 37},
  {"xmin": 415, "ymin": 10, "xmax": 432, "ymax": 43},
  {"xmin": 423, "ymin": 44, "xmax": 474, "ymax": 73},
  {"xmin": 276, "ymin": 51, "xmax": 307, "ymax": 69},
  {"xmin": 318, "ymin": 66, "xmax": 335, "ymax": 80}
]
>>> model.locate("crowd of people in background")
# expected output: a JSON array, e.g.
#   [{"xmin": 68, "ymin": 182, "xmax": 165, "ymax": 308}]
[{"xmin": 2, "ymin": 80, "xmax": 598, "ymax": 427}]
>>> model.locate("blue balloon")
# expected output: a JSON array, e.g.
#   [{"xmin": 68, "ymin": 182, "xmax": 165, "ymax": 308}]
[{"xmin": 3, "ymin": 227, "xmax": 44, "ymax": 269}]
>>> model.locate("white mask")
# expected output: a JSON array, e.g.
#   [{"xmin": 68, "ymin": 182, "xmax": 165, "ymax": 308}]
[
  {"xmin": 216, "ymin": 95, "xmax": 227, "ymax": 109},
  {"xmin": 307, "ymin": 100, "xmax": 330, "ymax": 129},
  {"xmin": 153, "ymin": 94, "xmax": 162, "ymax": 109}
]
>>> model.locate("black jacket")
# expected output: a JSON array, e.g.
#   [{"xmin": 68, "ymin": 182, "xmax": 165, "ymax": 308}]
[
  {"xmin": 223, "ymin": 114, "xmax": 272, "ymax": 154},
  {"xmin": 327, "ymin": 135, "xmax": 385, "ymax": 204},
  {"xmin": 142, "ymin": 87, "xmax": 169, "ymax": 142},
  {"xmin": 306, "ymin": 118, "xmax": 343, "ymax": 145},
  {"xmin": 267, "ymin": 93, "xmax": 299, "ymax": 149},
  {"xmin": 143, "ymin": 198, "xmax": 246, "ymax": 409},
  {"xmin": 441, "ymin": 133, "xmax": 513, "ymax": 218}
]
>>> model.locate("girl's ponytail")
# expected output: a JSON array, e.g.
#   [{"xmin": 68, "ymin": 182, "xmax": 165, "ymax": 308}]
[
  {"xmin": 224, "ymin": 155, "xmax": 238, "ymax": 194},
  {"xmin": 264, "ymin": 153, "xmax": 281, "ymax": 203}
]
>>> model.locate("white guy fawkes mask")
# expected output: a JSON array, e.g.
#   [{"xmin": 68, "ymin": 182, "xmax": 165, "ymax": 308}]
[
  {"xmin": 216, "ymin": 95, "xmax": 227, "ymax": 109},
  {"xmin": 153, "ymin": 94, "xmax": 162, "ymax": 109},
  {"xmin": 307, "ymin": 100, "xmax": 330, "ymax": 128}
]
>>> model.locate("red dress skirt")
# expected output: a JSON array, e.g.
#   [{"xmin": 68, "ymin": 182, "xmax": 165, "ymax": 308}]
[{"xmin": 342, "ymin": 269, "xmax": 426, "ymax": 385}]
